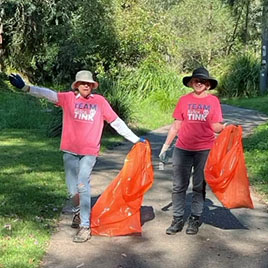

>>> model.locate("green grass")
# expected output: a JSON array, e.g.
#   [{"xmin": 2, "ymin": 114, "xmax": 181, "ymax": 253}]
[
  {"xmin": 132, "ymin": 99, "xmax": 174, "ymax": 131},
  {"xmin": 132, "ymin": 88, "xmax": 191, "ymax": 131},
  {"xmin": 243, "ymin": 123, "xmax": 268, "ymax": 202},
  {"xmin": 0, "ymin": 90, "xmax": 53, "ymax": 131},
  {"xmin": 0, "ymin": 129, "xmax": 65, "ymax": 268},
  {"xmin": 221, "ymin": 95, "xmax": 268, "ymax": 115}
]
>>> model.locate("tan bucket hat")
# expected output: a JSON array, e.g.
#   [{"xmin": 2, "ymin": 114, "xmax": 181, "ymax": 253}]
[{"xmin": 71, "ymin": 70, "xmax": 99, "ymax": 90}]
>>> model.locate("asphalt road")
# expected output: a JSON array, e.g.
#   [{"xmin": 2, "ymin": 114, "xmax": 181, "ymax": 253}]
[{"xmin": 41, "ymin": 104, "xmax": 268, "ymax": 268}]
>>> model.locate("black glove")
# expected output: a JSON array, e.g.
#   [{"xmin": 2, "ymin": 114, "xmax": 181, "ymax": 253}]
[{"xmin": 9, "ymin": 74, "xmax": 26, "ymax": 89}]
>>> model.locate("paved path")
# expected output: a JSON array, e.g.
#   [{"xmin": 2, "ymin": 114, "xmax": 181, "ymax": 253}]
[{"xmin": 41, "ymin": 105, "xmax": 268, "ymax": 268}]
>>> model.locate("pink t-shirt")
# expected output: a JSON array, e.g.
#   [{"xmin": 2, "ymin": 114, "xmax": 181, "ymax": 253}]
[
  {"xmin": 56, "ymin": 92, "xmax": 118, "ymax": 156},
  {"xmin": 173, "ymin": 93, "xmax": 223, "ymax": 151}
]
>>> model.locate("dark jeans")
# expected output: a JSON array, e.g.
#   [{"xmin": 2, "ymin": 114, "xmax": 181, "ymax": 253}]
[{"xmin": 172, "ymin": 147, "xmax": 210, "ymax": 218}]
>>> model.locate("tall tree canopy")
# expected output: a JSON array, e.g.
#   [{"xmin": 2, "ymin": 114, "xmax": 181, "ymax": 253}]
[{"xmin": 0, "ymin": 0, "xmax": 262, "ymax": 85}]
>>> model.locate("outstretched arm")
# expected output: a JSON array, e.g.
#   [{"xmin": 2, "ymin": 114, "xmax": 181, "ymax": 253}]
[
  {"xmin": 28, "ymin": 86, "xmax": 58, "ymax": 103},
  {"xmin": 110, "ymin": 117, "xmax": 144, "ymax": 144},
  {"xmin": 9, "ymin": 73, "xmax": 58, "ymax": 103}
]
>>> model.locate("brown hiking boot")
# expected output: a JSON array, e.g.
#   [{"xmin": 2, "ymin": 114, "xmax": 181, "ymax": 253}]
[
  {"xmin": 73, "ymin": 227, "xmax": 91, "ymax": 243},
  {"xmin": 71, "ymin": 213, "xmax": 80, "ymax": 229}
]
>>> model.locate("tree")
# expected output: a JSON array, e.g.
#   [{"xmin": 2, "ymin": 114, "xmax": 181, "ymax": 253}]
[
  {"xmin": 0, "ymin": 7, "xmax": 4, "ymax": 72},
  {"xmin": 165, "ymin": 0, "xmax": 235, "ymax": 70},
  {"xmin": 260, "ymin": 0, "xmax": 268, "ymax": 94},
  {"xmin": 1, "ymin": 0, "xmax": 76, "ymax": 82}
]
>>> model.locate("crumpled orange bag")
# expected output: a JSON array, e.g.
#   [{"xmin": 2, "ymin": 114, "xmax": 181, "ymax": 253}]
[
  {"xmin": 205, "ymin": 125, "xmax": 254, "ymax": 209},
  {"xmin": 91, "ymin": 140, "xmax": 154, "ymax": 236}
]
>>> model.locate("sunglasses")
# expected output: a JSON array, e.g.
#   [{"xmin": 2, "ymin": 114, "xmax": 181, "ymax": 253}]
[
  {"xmin": 78, "ymin": 81, "xmax": 95, "ymax": 86},
  {"xmin": 193, "ymin": 78, "xmax": 208, "ymax": 84}
]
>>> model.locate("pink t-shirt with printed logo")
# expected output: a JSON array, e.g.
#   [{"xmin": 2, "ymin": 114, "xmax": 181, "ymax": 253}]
[
  {"xmin": 56, "ymin": 92, "xmax": 118, "ymax": 156},
  {"xmin": 173, "ymin": 93, "xmax": 223, "ymax": 151}
]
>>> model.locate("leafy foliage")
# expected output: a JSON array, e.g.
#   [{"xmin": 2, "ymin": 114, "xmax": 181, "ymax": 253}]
[
  {"xmin": 223, "ymin": 0, "xmax": 262, "ymax": 52},
  {"xmin": 0, "ymin": 0, "xmax": 265, "ymax": 128},
  {"xmin": 165, "ymin": 0, "xmax": 235, "ymax": 70},
  {"xmin": 2, "ymin": 0, "xmax": 257, "ymax": 83},
  {"xmin": 217, "ymin": 52, "xmax": 260, "ymax": 97},
  {"xmin": 2, "ymin": 0, "xmax": 77, "ymax": 82}
]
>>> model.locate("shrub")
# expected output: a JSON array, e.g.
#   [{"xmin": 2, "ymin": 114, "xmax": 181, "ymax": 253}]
[{"xmin": 217, "ymin": 52, "xmax": 260, "ymax": 98}]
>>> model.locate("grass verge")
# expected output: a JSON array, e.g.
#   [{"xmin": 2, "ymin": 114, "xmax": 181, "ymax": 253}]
[
  {"xmin": 0, "ymin": 129, "xmax": 65, "ymax": 268},
  {"xmin": 221, "ymin": 95, "xmax": 268, "ymax": 115}
]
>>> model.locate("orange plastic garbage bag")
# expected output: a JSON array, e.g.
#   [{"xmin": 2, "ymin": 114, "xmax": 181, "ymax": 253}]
[
  {"xmin": 91, "ymin": 140, "xmax": 154, "ymax": 236},
  {"xmin": 205, "ymin": 125, "xmax": 254, "ymax": 209}
]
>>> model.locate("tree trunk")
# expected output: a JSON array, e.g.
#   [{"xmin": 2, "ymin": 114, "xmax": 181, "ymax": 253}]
[
  {"xmin": 0, "ymin": 7, "xmax": 4, "ymax": 72},
  {"xmin": 226, "ymin": 5, "xmax": 243, "ymax": 55},
  {"xmin": 260, "ymin": 0, "xmax": 268, "ymax": 94},
  {"xmin": 244, "ymin": 0, "xmax": 250, "ymax": 50}
]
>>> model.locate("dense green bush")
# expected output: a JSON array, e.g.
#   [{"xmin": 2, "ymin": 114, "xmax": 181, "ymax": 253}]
[{"xmin": 217, "ymin": 52, "xmax": 260, "ymax": 98}]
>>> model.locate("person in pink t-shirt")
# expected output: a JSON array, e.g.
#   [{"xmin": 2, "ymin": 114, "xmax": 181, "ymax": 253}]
[
  {"xmin": 9, "ymin": 70, "xmax": 145, "ymax": 243},
  {"xmin": 159, "ymin": 67, "xmax": 226, "ymax": 236}
]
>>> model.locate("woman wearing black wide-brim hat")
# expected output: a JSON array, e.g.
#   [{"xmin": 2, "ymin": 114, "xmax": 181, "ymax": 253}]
[
  {"xmin": 159, "ymin": 67, "xmax": 226, "ymax": 235},
  {"xmin": 182, "ymin": 67, "xmax": 218, "ymax": 90}
]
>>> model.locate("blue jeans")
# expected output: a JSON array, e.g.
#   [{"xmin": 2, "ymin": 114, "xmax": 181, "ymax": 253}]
[
  {"xmin": 172, "ymin": 147, "xmax": 209, "ymax": 218},
  {"xmin": 63, "ymin": 152, "xmax": 96, "ymax": 228}
]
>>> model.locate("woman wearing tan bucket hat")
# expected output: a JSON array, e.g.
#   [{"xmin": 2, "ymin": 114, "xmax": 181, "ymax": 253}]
[
  {"xmin": 9, "ymin": 70, "xmax": 145, "ymax": 243},
  {"xmin": 159, "ymin": 67, "xmax": 226, "ymax": 236}
]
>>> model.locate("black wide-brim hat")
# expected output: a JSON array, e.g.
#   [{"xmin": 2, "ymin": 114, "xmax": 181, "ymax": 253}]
[{"xmin": 182, "ymin": 67, "xmax": 218, "ymax": 90}]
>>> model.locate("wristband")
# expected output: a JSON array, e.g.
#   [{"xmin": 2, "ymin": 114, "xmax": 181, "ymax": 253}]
[{"xmin": 22, "ymin": 85, "xmax": 30, "ymax": 92}]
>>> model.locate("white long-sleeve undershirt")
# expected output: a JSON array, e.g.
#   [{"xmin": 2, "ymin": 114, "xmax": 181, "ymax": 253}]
[
  {"xmin": 29, "ymin": 85, "xmax": 58, "ymax": 103},
  {"xmin": 110, "ymin": 117, "xmax": 140, "ymax": 144},
  {"xmin": 28, "ymin": 86, "xmax": 139, "ymax": 143}
]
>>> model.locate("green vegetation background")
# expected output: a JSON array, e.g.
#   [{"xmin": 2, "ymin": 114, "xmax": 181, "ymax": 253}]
[
  {"xmin": 1, "ymin": 0, "xmax": 268, "ymax": 267},
  {"xmin": 1, "ymin": 72, "xmax": 268, "ymax": 268}
]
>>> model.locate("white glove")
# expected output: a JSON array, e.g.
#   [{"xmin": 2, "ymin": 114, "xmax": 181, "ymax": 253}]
[{"xmin": 159, "ymin": 144, "xmax": 170, "ymax": 163}]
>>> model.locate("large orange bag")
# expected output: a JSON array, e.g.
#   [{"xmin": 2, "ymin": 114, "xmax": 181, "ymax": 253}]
[
  {"xmin": 205, "ymin": 125, "xmax": 254, "ymax": 209},
  {"xmin": 91, "ymin": 140, "xmax": 154, "ymax": 236}
]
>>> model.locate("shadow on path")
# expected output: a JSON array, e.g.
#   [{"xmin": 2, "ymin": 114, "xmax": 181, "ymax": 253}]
[{"xmin": 42, "ymin": 104, "xmax": 268, "ymax": 268}]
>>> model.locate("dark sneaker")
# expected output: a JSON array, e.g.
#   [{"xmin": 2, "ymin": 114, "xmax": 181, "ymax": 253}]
[
  {"xmin": 73, "ymin": 227, "xmax": 91, "ymax": 243},
  {"xmin": 186, "ymin": 215, "xmax": 200, "ymax": 235},
  {"xmin": 71, "ymin": 213, "xmax": 80, "ymax": 229},
  {"xmin": 166, "ymin": 217, "xmax": 184, "ymax": 235}
]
